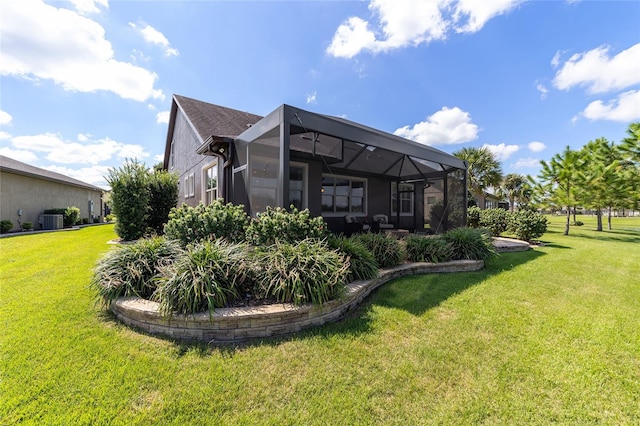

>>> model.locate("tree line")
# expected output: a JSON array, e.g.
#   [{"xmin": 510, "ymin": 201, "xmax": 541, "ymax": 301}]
[{"xmin": 453, "ymin": 122, "xmax": 640, "ymax": 235}]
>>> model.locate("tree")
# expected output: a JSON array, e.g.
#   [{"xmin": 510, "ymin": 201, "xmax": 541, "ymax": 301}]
[
  {"xmin": 453, "ymin": 147, "xmax": 503, "ymax": 208},
  {"xmin": 107, "ymin": 159, "xmax": 150, "ymax": 241},
  {"xmin": 537, "ymin": 146, "xmax": 581, "ymax": 235},
  {"xmin": 147, "ymin": 169, "xmax": 179, "ymax": 234},
  {"xmin": 498, "ymin": 173, "xmax": 527, "ymax": 212}
]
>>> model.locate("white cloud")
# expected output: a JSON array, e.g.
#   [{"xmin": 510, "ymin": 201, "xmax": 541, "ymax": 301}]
[
  {"xmin": 511, "ymin": 157, "xmax": 540, "ymax": 169},
  {"xmin": 482, "ymin": 143, "xmax": 519, "ymax": 161},
  {"xmin": 327, "ymin": 0, "xmax": 522, "ymax": 58},
  {"xmin": 536, "ymin": 83, "xmax": 549, "ymax": 100},
  {"xmin": 306, "ymin": 91, "xmax": 317, "ymax": 105},
  {"xmin": 130, "ymin": 23, "xmax": 179, "ymax": 57},
  {"xmin": 8, "ymin": 132, "xmax": 149, "ymax": 165},
  {"xmin": 43, "ymin": 164, "xmax": 111, "ymax": 188},
  {"xmin": 551, "ymin": 50, "xmax": 562, "ymax": 68},
  {"xmin": 452, "ymin": 0, "xmax": 524, "ymax": 34},
  {"xmin": 576, "ymin": 90, "xmax": 640, "ymax": 122},
  {"xmin": 394, "ymin": 106, "xmax": 479, "ymax": 146},
  {"xmin": 552, "ymin": 43, "xmax": 640, "ymax": 94},
  {"xmin": 77, "ymin": 133, "xmax": 89, "ymax": 142},
  {"xmin": 156, "ymin": 111, "xmax": 170, "ymax": 124},
  {"xmin": 0, "ymin": 110, "xmax": 12, "ymax": 125},
  {"xmin": 154, "ymin": 154, "xmax": 164, "ymax": 162},
  {"xmin": 0, "ymin": 0, "xmax": 164, "ymax": 102},
  {"xmin": 68, "ymin": 0, "xmax": 108, "ymax": 15},
  {"xmin": 0, "ymin": 131, "xmax": 11, "ymax": 140},
  {"xmin": 528, "ymin": 141, "xmax": 546, "ymax": 152},
  {"xmin": 0, "ymin": 147, "xmax": 38, "ymax": 163}
]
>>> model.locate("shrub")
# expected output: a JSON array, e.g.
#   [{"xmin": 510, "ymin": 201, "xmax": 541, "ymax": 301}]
[
  {"xmin": 245, "ymin": 206, "xmax": 328, "ymax": 246},
  {"xmin": 106, "ymin": 160, "xmax": 150, "ymax": 241},
  {"xmin": 66, "ymin": 207, "xmax": 80, "ymax": 227},
  {"xmin": 21, "ymin": 222, "xmax": 33, "ymax": 231},
  {"xmin": 479, "ymin": 208, "xmax": 511, "ymax": 236},
  {"xmin": 91, "ymin": 237, "xmax": 180, "ymax": 306},
  {"xmin": 467, "ymin": 206, "xmax": 482, "ymax": 228},
  {"xmin": 573, "ymin": 220, "xmax": 584, "ymax": 226},
  {"xmin": 155, "ymin": 239, "xmax": 250, "ymax": 316},
  {"xmin": 81, "ymin": 218, "xmax": 90, "ymax": 225},
  {"xmin": 404, "ymin": 235, "xmax": 452, "ymax": 263},
  {"xmin": 352, "ymin": 232, "xmax": 405, "ymax": 268},
  {"xmin": 44, "ymin": 207, "xmax": 80, "ymax": 227},
  {"xmin": 105, "ymin": 214, "xmax": 115, "ymax": 223},
  {"xmin": 252, "ymin": 239, "xmax": 349, "ymax": 306},
  {"xmin": 441, "ymin": 227, "xmax": 496, "ymax": 261},
  {"xmin": 93, "ymin": 217, "xmax": 100, "ymax": 224},
  {"xmin": 147, "ymin": 169, "xmax": 179, "ymax": 234},
  {"xmin": 164, "ymin": 200, "xmax": 250, "ymax": 247},
  {"xmin": 0, "ymin": 220, "xmax": 13, "ymax": 233},
  {"xmin": 509, "ymin": 210, "xmax": 548, "ymax": 241},
  {"xmin": 328, "ymin": 235, "xmax": 378, "ymax": 282}
]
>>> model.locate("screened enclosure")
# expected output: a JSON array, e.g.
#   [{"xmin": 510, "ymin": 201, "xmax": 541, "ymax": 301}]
[{"xmin": 198, "ymin": 104, "xmax": 467, "ymax": 233}]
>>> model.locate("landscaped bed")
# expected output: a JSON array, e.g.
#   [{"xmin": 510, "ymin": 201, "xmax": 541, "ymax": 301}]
[{"xmin": 91, "ymin": 202, "xmax": 498, "ymax": 342}]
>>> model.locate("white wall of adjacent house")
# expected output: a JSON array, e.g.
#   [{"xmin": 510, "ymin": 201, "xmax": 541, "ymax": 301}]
[{"xmin": 0, "ymin": 171, "xmax": 102, "ymax": 231}]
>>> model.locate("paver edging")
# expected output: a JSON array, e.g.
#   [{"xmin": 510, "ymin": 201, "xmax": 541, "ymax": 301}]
[{"xmin": 110, "ymin": 259, "xmax": 483, "ymax": 343}]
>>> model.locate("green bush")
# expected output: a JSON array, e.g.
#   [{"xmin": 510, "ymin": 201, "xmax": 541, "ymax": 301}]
[
  {"xmin": 147, "ymin": 169, "xmax": 179, "ymax": 234},
  {"xmin": 155, "ymin": 239, "xmax": 250, "ymax": 316},
  {"xmin": 404, "ymin": 235, "xmax": 452, "ymax": 263},
  {"xmin": 253, "ymin": 239, "xmax": 349, "ymax": 306},
  {"xmin": 467, "ymin": 206, "xmax": 481, "ymax": 228},
  {"xmin": 328, "ymin": 235, "xmax": 378, "ymax": 282},
  {"xmin": 21, "ymin": 222, "xmax": 33, "ymax": 231},
  {"xmin": 509, "ymin": 210, "xmax": 548, "ymax": 241},
  {"xmin": 245, "ymin": 206, "xmax": 328, "ymax": 245},
  {"xmin": 573, "ymin": 220, "xmax": 584, "ymax": 226},
  {"xmin": 0, "ymin": 220, "xmax": 13, "ymax": 233},
  {"xmin": 93, "ymin": 217, "xmax": 100, "ymax": 224},
  {"xmin": 81, "ymin": 218, "xmax": 90, "ymax": 225},
  {"xmin": 441, "ymin": 227, "xmax": 496, "ymax": 261},
  {"xmin": 44, "ymin": 207, "xmax": 80, "ymax": 227},
  {"xmin": 91, "ymin": 237, "xmax": 180, "ymax": 306},
  {"xmin": 106, "ymin": 160, "xmax": 150, "ymax": 241},
  {"xmin": 105, "ymin": 214, "xmax": 115, "ymax": 223},
  {"xmin": 352, "ymin": 232, "xmax": 405, "ymax": 268},
  {"xmin": 164, "ymin": 200, "xmax": 250, "ymax": 247},
  {"xmin": 479, "ymin": 208, "xmax": 511, "ymax": 236}
]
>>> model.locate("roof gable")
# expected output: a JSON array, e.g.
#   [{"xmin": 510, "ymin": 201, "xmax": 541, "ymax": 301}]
[{"xmin": 174, "ymin": 95, "xmax": 263, "ymax": 141}]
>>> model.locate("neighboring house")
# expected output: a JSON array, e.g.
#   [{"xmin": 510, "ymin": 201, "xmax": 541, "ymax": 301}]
[
  {"xmin": 478, "ymin": 192, "xmax": 509, "ymax": 210},
  {"xmin": 163, "ymin": 95, "xmax": 467, "ymax": 234},
  {"xmin": 0, "ymin": 156, "xmax": 104, "ymax": 231}
]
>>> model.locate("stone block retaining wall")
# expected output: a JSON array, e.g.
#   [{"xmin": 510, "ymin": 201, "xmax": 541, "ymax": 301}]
[{"xmin": 110, "ymin": 260, "xmax": 483, "ymax": 344}]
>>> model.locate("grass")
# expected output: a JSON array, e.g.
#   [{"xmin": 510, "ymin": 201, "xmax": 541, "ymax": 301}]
[{"xmin": 1, "ymin": 217, "xmax": 639, "ymax": 424}]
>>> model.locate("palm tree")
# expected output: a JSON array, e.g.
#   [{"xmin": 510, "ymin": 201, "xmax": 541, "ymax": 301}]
[
  {"xmin": 498, "ymin": 173, "xmax": 526, "ymax": 212},
  {"xmin": 538, "ymin": 146, "xmax": 581, "ymax": 235},
  {"xmin": 453, "ymin": 147, "xmax": 503, "ymax": 209}
]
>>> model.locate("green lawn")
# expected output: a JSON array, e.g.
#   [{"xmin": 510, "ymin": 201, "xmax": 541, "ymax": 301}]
[{"xmin": 1, "ymin": 217, "xmax": 639, "ymax": 425}]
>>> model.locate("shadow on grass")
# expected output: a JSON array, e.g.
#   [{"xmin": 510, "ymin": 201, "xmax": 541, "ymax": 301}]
[
  {"xmin": 568, "ymin": 230, "xmax": 640, "ymax": 244},
  {"xmin": 367, "ymin": 249, "xmax": 546, "ymax": 317}
]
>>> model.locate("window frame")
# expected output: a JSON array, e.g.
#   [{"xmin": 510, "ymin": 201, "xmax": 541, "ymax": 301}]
[
  {"xmin": 202, "ymin": 161, "xmax": 219, "ymax": 204},
  {"xmin": 184, "ymin": 173, "xmax": 195, "ymax": 198},
  {"xmin": 391, "ymin": 182, "xmax": 414, "ymax": 216},
  {"xmin": 321, "ymin": 174, "xmax": 368, "ymax": 217}
]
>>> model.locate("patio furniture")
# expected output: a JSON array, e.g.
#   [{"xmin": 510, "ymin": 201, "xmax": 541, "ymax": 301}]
[{"xmin": 372, "ymin": 214, "xmax": 394, "ymax": 231}]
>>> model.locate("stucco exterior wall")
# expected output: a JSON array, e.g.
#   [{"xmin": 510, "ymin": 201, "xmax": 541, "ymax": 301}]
[{"xmin": 0, "ymin": 171, "xmax": 103, "ymax": 231}]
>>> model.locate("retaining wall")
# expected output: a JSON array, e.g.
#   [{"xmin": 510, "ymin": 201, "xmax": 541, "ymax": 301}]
[{"xmin": 110, "ymin": 260, "xmax": 483, "ymax": 343}]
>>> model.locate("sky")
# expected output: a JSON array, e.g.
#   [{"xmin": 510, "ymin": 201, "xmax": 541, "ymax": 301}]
[{"xmin": 1, "ymin": 0, "xmax": 639, "ymax": 189}]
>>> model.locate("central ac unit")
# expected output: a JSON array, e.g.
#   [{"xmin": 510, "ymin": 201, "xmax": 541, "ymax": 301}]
[{"xmin": 41, "ymin": 214, "xmax": 63, "ymax": 230}]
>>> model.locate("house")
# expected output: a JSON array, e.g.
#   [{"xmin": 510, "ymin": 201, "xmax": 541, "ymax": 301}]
[
  {"xmin": 0, "ymin": 155, "xmax": 104, "ymax": 231},
  {"xmin": 163, "ymin": 95, "xmax": 467, "ymax": 234}
]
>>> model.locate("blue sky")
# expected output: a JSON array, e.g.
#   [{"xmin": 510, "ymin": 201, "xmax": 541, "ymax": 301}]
[{"xmin": 1, "ymin": 0, "xmax": 639, "ymax": 188}]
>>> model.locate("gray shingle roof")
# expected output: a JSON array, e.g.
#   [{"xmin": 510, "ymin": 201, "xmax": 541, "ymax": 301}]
[
  {"xmin": 174, "ymin": 95, "xmax": 263, "ymax": 141},
  {"xmin": 0, "ymin": 155, "xmax": 103, "ymax": 191}
]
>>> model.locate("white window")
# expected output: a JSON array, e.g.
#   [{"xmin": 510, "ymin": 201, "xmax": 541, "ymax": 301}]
[
  {"xmin": 169, "ymin": 140, "xmax": 175, "ymax": 169},
  {"xmin": 321, "ymin": 175, "xmax": 366, "ymax": 215},
  {"xmin": 203, "ymin": 162, "xmax": 218, "ymax": 204},
  {"xmin": 391, "ymin": 182, "xmax": 414, "ymax": 216},
  {"xmin": 184, "ymin": 173, "xmax": 195, "ymax": 198}
]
